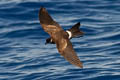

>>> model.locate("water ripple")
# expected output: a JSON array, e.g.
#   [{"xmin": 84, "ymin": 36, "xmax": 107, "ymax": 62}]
[{"xmin": 0, "ymin": 0, "xmax": 120, "ymax": 80}]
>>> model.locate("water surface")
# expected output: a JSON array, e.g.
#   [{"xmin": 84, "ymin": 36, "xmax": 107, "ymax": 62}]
[{"xmin": 0, "ymin": 0, "xmax": 120, "ymax": 80}]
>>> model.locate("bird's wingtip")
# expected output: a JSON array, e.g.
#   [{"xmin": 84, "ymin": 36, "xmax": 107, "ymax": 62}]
[{"xmin": 40, "ymin": 6, "xmax": 46, "ymax": 12}]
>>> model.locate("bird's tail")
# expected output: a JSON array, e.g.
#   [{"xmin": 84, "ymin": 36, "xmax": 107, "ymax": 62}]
[{"xmin": 67, "ymin": 22, "xmax": 84, "ymax": 38}]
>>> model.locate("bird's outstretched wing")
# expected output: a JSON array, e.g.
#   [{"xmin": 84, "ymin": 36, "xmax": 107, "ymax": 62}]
[
  {"xmin": 39, "ymin": 7, "xmax": 63, "ymax": 36},
  {"xmin": 56, "ymin": 38, "xmax": 83, "ymax": 68}
]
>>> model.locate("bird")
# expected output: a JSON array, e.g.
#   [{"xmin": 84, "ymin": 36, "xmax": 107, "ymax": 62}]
[
  {"xmin": 39, "ymin": 7, "xmax": 83, "ymax": 68},
  {"xmin": 45, "ymin": 22, "xmax": 84, "ymax": 44}
]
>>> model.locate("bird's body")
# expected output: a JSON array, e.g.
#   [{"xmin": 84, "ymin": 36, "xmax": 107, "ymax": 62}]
[
  {"xmin": 45, "ymin": 22, "xmax": 84, "ymax": 44},
  {"xmin": 39, "ymin": 7, "xmax": 83, "ymax": 68}
]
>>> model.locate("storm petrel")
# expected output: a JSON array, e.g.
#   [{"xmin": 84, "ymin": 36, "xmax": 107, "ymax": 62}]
[{"xmin": 39, "ymin": 7, "xmax": 83, "ymax": 68}]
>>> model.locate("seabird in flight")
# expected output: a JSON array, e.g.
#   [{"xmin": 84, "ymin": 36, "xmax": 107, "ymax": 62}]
[{"xmin": 39, "ymin": 7, "xmax": 83, "ymax": 68}]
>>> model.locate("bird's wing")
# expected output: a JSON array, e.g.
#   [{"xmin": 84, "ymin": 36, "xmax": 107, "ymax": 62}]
[
  {"xmin": 56, "ymin": 38, "xmax": 83, "ymax": 68},
  {"xmin": 39, "ymin": 7, "xmax": 63, "ymax": 36}
]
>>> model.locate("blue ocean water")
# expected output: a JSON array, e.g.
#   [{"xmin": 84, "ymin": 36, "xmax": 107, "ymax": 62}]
[{"xmin": 0, "ymin": 0, "xmax": 120, "ymax": 80}]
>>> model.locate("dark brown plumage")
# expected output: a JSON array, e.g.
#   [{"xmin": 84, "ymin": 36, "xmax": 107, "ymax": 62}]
[
  {"xmin": 39, "ymin": 7, "xmax": 83, "ymax": 68},
  {"xmin": 45, "ymin": 22, "xmax": 84, "ymax": 44}
]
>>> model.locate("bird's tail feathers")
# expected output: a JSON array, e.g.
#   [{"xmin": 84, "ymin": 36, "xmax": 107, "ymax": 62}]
[{"xmin": 68, "ymin": 22, "xmax": 84, "ymax": 38}]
